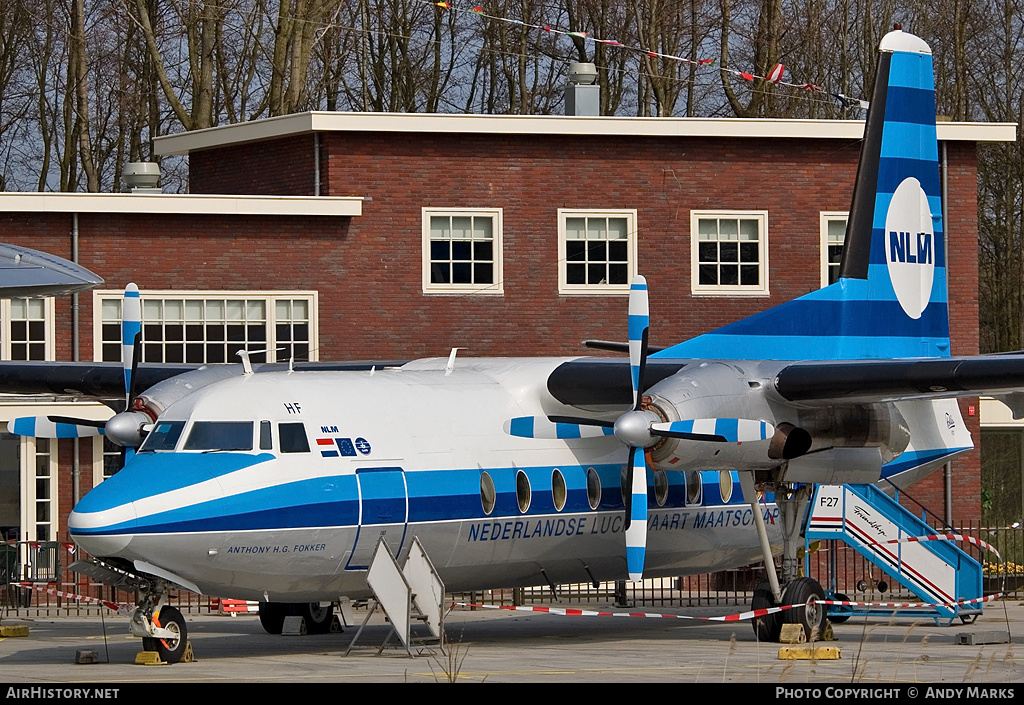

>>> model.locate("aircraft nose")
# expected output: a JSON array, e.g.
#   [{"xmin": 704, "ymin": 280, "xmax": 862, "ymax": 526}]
[{"xmin": 68, "ymin": 481, "xmax": 138, "ymax": 558}]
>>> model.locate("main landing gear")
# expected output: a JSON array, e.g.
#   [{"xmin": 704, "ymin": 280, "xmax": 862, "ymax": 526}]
[
  {"xmin": 742, "ymin": 476, "xmax": 829, "ymax": 643},
  {"xmin": 259, "ymin": 601, "xmax": 336, "ymax": 635}
]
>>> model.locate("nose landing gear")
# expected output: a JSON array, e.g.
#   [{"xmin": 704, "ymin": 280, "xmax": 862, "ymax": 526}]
[
  {"xmin": 130, "ymin": 581, "xmax": 191, "ymax": 664},
  {"xmin": 141, "ymin": 605, "xmax": 188, "ymax": 663}
]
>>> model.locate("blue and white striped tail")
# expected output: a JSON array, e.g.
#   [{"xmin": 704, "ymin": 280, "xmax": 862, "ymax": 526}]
[{"xmin": 653, "ymin": 30, "xmax": 947, "ymax": 363}]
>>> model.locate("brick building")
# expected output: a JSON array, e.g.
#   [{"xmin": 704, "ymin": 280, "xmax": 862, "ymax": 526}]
[{"xmin": 0, "ymin": 112, "xmax": 1013, "ymax": 547}]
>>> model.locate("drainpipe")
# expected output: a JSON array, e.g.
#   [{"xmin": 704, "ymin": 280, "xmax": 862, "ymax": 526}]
[
  {"xmin": 72, "ymin": 213, "xmax": 81, "ymax": 506},
  {"xmin": 941, "ymin": 141, "xmax": 953, "ymax": 527},
  {"xmin": 314, "ymin": 133, "xmax": 321, "ymax": 196}
]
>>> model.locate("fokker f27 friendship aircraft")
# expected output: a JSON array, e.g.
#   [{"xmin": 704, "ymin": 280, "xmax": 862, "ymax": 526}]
[{"xmin": 3, "ymin": 29, "xmax": 1020, "ymax": 663}]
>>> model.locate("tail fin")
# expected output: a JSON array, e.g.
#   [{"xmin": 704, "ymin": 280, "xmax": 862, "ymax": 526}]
[{"xmin": 654, "ymin": 29, "xmax": 948, "ymax": 361}]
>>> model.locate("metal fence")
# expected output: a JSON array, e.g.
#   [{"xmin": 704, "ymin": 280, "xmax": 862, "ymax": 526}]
[{"xmin": 2, "ymin": 527, "xmax": 1022, "ymax": 618}]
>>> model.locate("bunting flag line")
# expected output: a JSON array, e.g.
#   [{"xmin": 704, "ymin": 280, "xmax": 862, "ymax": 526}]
[
  {"xmin": 453, "ymin": 592, "xmax": 1004, "ymax": 622},
  {"xmin": 418, "ymin": 0, "xmax": 867, "ymax": 109}
]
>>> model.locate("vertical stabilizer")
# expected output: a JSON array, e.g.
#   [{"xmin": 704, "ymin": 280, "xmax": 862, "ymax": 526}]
[{"xmin": 655, "ymin": 29, "xmax": 948, "ymax": 361}]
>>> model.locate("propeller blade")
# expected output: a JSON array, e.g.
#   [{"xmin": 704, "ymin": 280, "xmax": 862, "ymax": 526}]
[
  {"xmin": 504, "ymin": 416, "xmax": 615, "ymax": 439},
  {"xmin": 7, "ymin": 417, "xmax": 104, "ymax": 439},
  {"xmin": 47, "ymin": 415, "xmax": 106, "ymax": 428},
  {"xmin": 122, "ymin": 283, "xmax": 141, "ymax": 405},
  {"xmin": 628, "ymin": 276, "xmax": 649, "ymax": 410},
  {"xmin": 650, "ymin": 419, "xmax": 774, "ymax": 443},
  {"xmin": 625, "ymin": 446, "xmax": 648, "ymax": 581}
]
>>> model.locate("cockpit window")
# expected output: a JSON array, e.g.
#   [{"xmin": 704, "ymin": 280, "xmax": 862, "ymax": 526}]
[
  {"xmin": 183, "ymin": 421, "xmax": 254, "ymax": 451},
  {"xmin": 279, "ymin": 423, "xmax": 310, "ymax": 453},
  {"xmin": 140, "ymin": 421, "xmax": 186, "ymax": 452}
]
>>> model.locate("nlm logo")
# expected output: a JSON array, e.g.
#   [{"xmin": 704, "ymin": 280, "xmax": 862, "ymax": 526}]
[
  {"xmin": 888, "ymin": 231, "xmax": 933, "ymax": 265},
  {"xmin": 884, "ymin": 177, "xmax": 935, "ymax": 320}
]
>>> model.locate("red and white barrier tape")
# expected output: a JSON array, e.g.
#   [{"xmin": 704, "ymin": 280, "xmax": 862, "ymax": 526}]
[
  {"xmin": 453, "ymin": 593, "xmax": 1003, "ymax": 622},
  {"xmin": 856, "ymin": 533, "xmax": 1002, "ymax": 561},
  {"xmin": 11, "ymin": 582, "xmax": 131, "ymax": 615}
]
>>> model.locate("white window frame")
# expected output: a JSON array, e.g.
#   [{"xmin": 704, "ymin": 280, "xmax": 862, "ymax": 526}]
[
  {"xmin": 92, "ymin": 290, "xmax": 319, "ymax": 364},
  {"xmin": 557, "ymin": 209, "xmax": 638, "ymax": 295},
  {"xmin": 690, "ymin": 210, "xmax": 769, "ymax": 296},
  {"xmin": 92, "ymin": 436, "xmax": 123, "ymax": 485},
  {"xmin": 0, "ymin": 298, "xmax": 55, "ymax": 361},
  {"xmin": 20, "ymin": 436, "xmax": 57, "ymax": 542},
  {"xmin": 820, "ymin": 211, "xmax": 849, "ymax": 288},
  {"xmin": 422, "ymin": 207, "xmax": 503, "ymax": 295}
]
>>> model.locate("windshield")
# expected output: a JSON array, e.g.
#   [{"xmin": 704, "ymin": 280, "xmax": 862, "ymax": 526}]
[
  {"xmin": 139, "ymin": 421, "xmax": 186, "ymax": 452},
  {"xmin": 183, "ymin": 421, "xmax": 254, "ymax": 451}
]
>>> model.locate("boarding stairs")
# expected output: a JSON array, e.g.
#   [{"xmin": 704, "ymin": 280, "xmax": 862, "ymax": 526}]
[
  {"xmin": 805, "ymin": 483, "xmax": 983, "ymax": 625},
  {"xmin": 344, "ymin": 536, "xmax": 446, "ymax": 657}
]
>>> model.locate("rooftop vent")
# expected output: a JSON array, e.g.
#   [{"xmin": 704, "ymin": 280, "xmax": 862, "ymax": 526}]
[
  {"xmin": 123, "ymin": 162, "xmax": 162, "ymax": 194},
  {"xmin": 565, "ymin": 62, "xmax": 600, "ymax": 116}
]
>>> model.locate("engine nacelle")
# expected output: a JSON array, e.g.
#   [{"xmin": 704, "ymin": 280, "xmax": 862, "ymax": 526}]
[
  {"xmin": 636, "ymin": 361, "xmax": 911, "ymax": 479},
  {"xmin": 642, "ymin": 361, "xmax": 777, "ymax": 472}
]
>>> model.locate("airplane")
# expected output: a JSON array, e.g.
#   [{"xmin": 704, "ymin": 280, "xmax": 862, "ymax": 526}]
[
  {"xmin": 2, "ymin": 28, "xmax": 1018, "ymax": 664},
  {"xmin": 0, "ymin": 243, "xmax": 103, "ymax": 297}
]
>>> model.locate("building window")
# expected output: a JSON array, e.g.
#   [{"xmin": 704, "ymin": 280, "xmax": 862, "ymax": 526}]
[
  {"xmin": 0, "ymin": 298, "xmax": 53, "ymax": 361},
  {"xmin": 821, "ymin": 212, "xmax": 848, "ymax": 288},
  {"xmin": 90, "ymin": 436, "xmax": 124, "ymax": 489},
  {"xmin": 423, "ymin": 208, "xmax": 503, "ymax": 294},
  {"xmin": 94, "ymin": 291, "xmax": 317, "ymax": 364},
  {"xmin": 29, "ymin": 438, "xmax": 55, "ymax": 541},
  {"xmin": 558, "ymin": 210, "xmax": 637, "ymax": 294},
  {"xmin": 102, "ymin": 438, "xmax": 121, "ymax": 479},
  {"xmin": 691, "ymin": 211, "xmax": 768, "ymax": 296}
]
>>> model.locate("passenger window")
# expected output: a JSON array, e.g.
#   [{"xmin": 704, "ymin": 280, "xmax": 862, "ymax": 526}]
[
  {"xmin": 259, "ymin": 420, "xmax": 272, "ymax": 450},
  {"xmin": 279, "ymin": 423, "xmax": 310, "ymax": 453},
  {"xmin": 183, "ymin": 421, "xmax": 254, "ymax": 451}
]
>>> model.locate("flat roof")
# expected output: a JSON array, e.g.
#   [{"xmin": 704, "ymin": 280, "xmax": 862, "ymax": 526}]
[
  {"xmin": 153, "ymin": 111, "xmax": 1018, "ymax": 156},
  {"xmin": 0, "ymin": 192, "xmax": 362, "ymax": 216}
]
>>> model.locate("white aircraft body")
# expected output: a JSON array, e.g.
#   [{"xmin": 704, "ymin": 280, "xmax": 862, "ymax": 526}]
[{"xmin": 3, "ymin": 29, "xmax": 1017, "ymax": 663}]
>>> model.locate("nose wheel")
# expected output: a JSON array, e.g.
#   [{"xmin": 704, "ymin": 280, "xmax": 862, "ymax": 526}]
[{"xmin": 141, "ymin": 605, "xmax": 188, "ymax": 663}]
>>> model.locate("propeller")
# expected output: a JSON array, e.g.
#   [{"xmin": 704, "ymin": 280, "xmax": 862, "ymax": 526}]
[
  {"xmin": 7, "ymin": 284, "xmax": 151, "ymax": 456},
  {"xmin": 622, "ymin": 276, "xmax": 651, "ymax": 581},
  {"xmin": 507, "ymin": 275, "xmax": 655, "ymax": 580},
  {"xmin": 504, "ymin": 275, "xmax": 774, "ymax": 581}
]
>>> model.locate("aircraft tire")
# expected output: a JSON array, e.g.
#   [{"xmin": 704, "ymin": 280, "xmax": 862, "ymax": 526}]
[
  {"xmin": 142, "ymin": 605, "xmax": 188, "ymax": 664},
  {"xmin": 751, "ymin": 580, "xmax": 782, "ymax": 642},
  {"xmin": 828, "ymin": 592, "xmax": 852, "ymax": 624},
  {"xmin": 300, "ymin": 602, "xmax": 335, "ymax": 635},
  {"xmin": 259, "ymin": 602, "xmax": 288, "ymax": 634},
  {"xmin": 781, "ymin": 577, "xmax": 828, "ymax": 641}
]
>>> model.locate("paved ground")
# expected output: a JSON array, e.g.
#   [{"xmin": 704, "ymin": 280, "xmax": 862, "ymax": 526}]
[{"xmin": 0, "ymin": 600, "xmax": 1021, "ymax": 685}]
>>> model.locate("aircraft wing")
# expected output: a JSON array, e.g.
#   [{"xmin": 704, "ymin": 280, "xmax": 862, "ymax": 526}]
[
  {"xmin": 773, "ymin": 355, "xmax": 1024, "ymax": 411},
  {"xmin": 547, "ymin": 354, "xmax": 1024, "ymax": 415},
  {"xmin": 0, "ymin": 360, "xmax": 408, "ymax": 400},
  {"xmin": 547, "ymin": 358, "xmax": 687, "ymax": 407}
]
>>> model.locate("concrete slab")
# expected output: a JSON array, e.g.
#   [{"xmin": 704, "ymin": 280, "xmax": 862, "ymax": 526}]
[{"xmin": 0, "ymin": 599, "xmax": 1021, "ymax": 684}]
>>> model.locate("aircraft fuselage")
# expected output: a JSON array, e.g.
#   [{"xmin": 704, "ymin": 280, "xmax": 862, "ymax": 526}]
[{"xmin": 69, "ymin": 358, "xmax": 784, "ymax": 601}]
